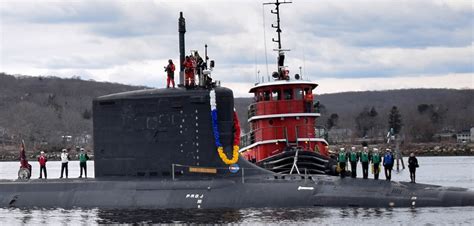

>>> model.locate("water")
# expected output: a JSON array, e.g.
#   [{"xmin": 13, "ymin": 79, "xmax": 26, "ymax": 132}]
[{"xmin": 1, "ymin": 156, "xmax": 473, "ymax": 224}]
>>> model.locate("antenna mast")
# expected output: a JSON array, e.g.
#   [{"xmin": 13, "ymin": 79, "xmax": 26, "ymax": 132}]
[{"xmin": 263, "ymin": 0, "xmax": 292, "ymax": 80}]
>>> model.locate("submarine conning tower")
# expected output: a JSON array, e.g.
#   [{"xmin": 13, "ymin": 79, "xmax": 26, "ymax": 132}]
[{"xmin": 93, "ymin": 87, "xmax": 265, "ymax": 179}]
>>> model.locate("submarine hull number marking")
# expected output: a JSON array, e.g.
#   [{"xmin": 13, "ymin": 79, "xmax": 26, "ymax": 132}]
[{"xmin": 185, "ymin": 193, "xmax": 205, "ymax": 209}]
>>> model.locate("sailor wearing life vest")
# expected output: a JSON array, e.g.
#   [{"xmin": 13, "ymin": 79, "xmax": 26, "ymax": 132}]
[
  {"xmin": 349, "ymin": 146, "xmax": 359, "ymax": 178},
  {"xmin": 360, "ymin": 146, "xmax": 370, "ymax": 179},
  {"xmin": 38, "ymin": 151, "xmax": 47, "ymax": 179},
  {"xmin": 337, "ymin": 147, "xmax": 348, "ymax": 178},
  {"xmin": 79, "ymin": 148, "xmax": 90, "ymax": 178},
  {"xmin": 383, "ymin": 148, "xmax": 394, "ymax": 181},
  {"xmin": 372, "ymin": 148, "xmax": 381, "ymax": 180}
]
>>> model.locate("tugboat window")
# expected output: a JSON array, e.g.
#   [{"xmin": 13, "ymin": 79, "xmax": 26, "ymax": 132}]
[
  {"xmin": 295, "ymin": 88, "xmax": 303, "ymax": 100},
  {"xmin": 284, "ymin": 89, "xmax": 293, "ymax": 100},
  {"xmin": 256, "ymin": 92, "xmax": 263, "ymax": 102},
  {"xmin": 264, "ymin": 91, "xmax": 271, "ymax": 101},
  {"xmin": 272, "ymin": 90, "xmax": 281, "ymax": 101}
]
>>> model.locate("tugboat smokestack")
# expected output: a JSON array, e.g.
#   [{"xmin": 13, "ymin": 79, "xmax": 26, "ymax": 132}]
[{"xmin": 178, "ymin": 12, "xmax": 186, "ymax": 86}]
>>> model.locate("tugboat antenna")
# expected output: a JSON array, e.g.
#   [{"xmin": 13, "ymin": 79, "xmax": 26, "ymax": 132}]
[
  {"xmin": 263, "ymin": 0, "xmax": 292, "ymax": 52},
  {"xmin": 263, "ymin": 0, "xmax": 292, "ymax": 80}
]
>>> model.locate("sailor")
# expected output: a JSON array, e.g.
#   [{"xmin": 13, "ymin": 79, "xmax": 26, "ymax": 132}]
[
  {"xmin": 304, "ymin": 88, "xmax": 313, "ymax": 113},
  {"xmin": 383, "ymin": 149, "xmax": 394, "ymax": 181},
  {"xmin": 371, "ymin": 148, "xmax": 381, "ymax": 180},
  {"xmin": 408, "ymin": 153, "xmax": 419, "ymax": 183},
  {"xmin": 194, "ymin": 51, "xmax": 205, "ymax": 77},
  {"xmin": 349, "ymin": 146, "xmax": 359, "ymax": 178},
  {"xmin": 164, "ymin": 59, "xmax": 175, "ymax": 88},
  {"xmin": 360, "ymin": 146, "xmax": 370, "ymax": 179},
  {"xmin": 38, "ymin": 151, "xmax": 47, "ymax": 179},
  {"xmin": 60, "ymin": 149, "xmax": 69, "ymax": 179},
  {"xmin": 337, "ymin": 147, "xmax": 347, "ymax": 178},
  {"xmin": 79, "ymin": 148, "xmax": 90, "ymax": 178},
  {"xmin": 183, "ymin": 56, "xmax": 195, "ymax": 87}
]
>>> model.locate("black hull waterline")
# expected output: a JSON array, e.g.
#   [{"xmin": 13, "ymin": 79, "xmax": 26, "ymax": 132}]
[{"xmin": 2, "ymin": 174, "xmax": 474, "ymax": 209}]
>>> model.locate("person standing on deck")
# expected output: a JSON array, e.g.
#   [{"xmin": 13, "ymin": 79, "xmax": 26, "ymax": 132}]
[
  {"xmin": 60, "ymin": 149, "xmax": 69, "ymax": 179},
  {"xmin": 383, "ymin": 149, "xmax": 394, "ymax": 181},
  {"xmin": 79, "ymin": 148, "xmax": 90, "ymax": 178},
  {"xmin": 408, "ymin": 153, "xmax": 419, "ymax": 183},
  {"xmin": 349, "ymin": 146, "xmax": 359, "ymax": 178},
  {"xmin": 38, "ymin": 151, "xmax": 47, "ymax": 179},
  {"xmin": 360, "ymin": 146, "xmax": 370, "ymax": 179},
  {"xmin": 165, "ymin": 59, "xmax": 175, "ymax": 88},
  {"xmin": 372, "ymin": 148, "xmax": 381, "ymax": 180},
  {"xmin": 337, "ymin": 148, "xmax": 348, "ymax": 178},
  {"xmin": 183, "ymin": 56, "xmax": 195, "ymax": 87}
]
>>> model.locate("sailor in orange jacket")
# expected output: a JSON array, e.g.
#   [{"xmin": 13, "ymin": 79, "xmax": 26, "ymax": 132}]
[{"xmin": 183, "ymin": 56, "xmax": 195, "ymax": 87}]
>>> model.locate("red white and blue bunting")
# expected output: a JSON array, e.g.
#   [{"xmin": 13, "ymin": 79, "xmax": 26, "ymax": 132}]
[{"xmin": 210, "ymin": 89, "xmax": 240, "ymax": 165}]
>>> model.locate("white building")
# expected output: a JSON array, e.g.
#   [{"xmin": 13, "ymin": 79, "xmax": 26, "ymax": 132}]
[{"xmin": 456, "ymin": 129, "xmax": 471, "ymax": 143}]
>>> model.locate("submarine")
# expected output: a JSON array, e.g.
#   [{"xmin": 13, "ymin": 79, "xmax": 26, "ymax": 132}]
[{"xmin": 2, "ymin": 8, "xmax": 474, "ymax": 209}]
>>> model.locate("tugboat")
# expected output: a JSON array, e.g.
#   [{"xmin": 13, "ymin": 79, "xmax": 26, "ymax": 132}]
[
  {"xmin": 1, "ymin": 9, "xmax": 474, "ymax": 209},
  {"xmin": 240, "ymin": 0, "xmax": 337, "ymax": 175}
]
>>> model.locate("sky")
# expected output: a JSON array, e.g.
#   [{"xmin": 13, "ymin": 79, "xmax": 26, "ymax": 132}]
[{"xmin": 0, "ymin": 0, "xmax": 472, "ymax": 97}]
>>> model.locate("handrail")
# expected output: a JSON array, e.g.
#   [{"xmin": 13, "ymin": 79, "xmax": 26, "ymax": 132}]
[{"xmin": 240, "ymin": 126, "xmax": 288, "ymax": 147}]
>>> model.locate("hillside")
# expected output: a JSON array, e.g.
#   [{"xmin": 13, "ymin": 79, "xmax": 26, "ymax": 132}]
[
  {"xmin": 236, "ymin": 89, "xmax": 473, "ymax": 142},
  {"xmin": 1, "ymin": 73, "xmax": 473, "ymax": 154},
  {"xmin": 0, "ymin": 73, "xmax": 146, "ymax": 150}
]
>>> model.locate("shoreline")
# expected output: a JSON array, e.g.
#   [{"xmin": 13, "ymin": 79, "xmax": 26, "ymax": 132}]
[{"xmin": 1, "ymin": 143, "xmax": 472, "ymax": 161}]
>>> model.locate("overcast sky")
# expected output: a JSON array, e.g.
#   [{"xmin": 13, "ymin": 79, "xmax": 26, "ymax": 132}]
[{"xmin": 0, "ymin": 0, "xmax": 472, "ymax": 97}]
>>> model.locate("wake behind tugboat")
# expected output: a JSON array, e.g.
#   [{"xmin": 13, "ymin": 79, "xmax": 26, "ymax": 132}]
[{"xmin": 1, "ymin": 1, "xmax": 474, "ymax": 210}]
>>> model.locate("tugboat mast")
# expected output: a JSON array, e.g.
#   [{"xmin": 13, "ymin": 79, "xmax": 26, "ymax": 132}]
[{"xmin": 263, "ymin": 0, "xmax": 292, "ymax": 80}]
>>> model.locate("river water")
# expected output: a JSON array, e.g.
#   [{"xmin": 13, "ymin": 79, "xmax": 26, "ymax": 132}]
[{"xmin": 0, "ymin": 156, "xmax": 473, "ymax": 224}]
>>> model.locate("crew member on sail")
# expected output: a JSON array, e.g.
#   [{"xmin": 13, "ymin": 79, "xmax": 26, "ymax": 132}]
[
  {"xmin": 183, "ymin": 56, "xmax": 195, "ymax": 87},
  {"xmin": 165, "ymin": 59, "xmax": 175, "ymax": 88}
]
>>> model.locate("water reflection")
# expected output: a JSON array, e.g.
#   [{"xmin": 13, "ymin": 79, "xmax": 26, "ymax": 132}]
[
  {"xmin": 96, "ymin": 208, "xmax": 243, "ymax": 224},
  {"xmin": 1, "ymin": 206, "xmax": 473, "ymax": 224},
  {"xmin": 239, "ymin": 208, "xmax": 329, "ymax": 223}
]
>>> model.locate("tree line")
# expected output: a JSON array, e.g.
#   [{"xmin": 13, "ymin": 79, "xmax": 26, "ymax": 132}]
[{"xmin": 1, "ymin": 73, "xmax": 472, "ymax": 153}]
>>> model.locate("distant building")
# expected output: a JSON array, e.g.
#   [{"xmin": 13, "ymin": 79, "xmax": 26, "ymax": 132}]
[
  {"xmin": 456, "ymin": 129, "xmax": 471, "ymax": 143},
  {"xmin": 433, "ymin": 129, "xmax": 456, "ymax": 142}
]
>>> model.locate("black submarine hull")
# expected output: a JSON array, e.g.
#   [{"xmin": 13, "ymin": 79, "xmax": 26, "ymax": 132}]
[{"xmin": 2, "ymin": 173, "xmax": 474, "ymax": 208}]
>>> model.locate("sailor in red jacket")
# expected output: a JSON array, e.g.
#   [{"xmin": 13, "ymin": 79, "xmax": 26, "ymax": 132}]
[
  {"xmin": 183, "ymin": 56, "xmax": 195, "ymax": 87},
  {"xmin": 38, "ymin": 151, "xmax": 47, "ymax": 179},
  {"xmin": 165, "ymin": 59, "xmax": 175, "ymax": 88}
]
